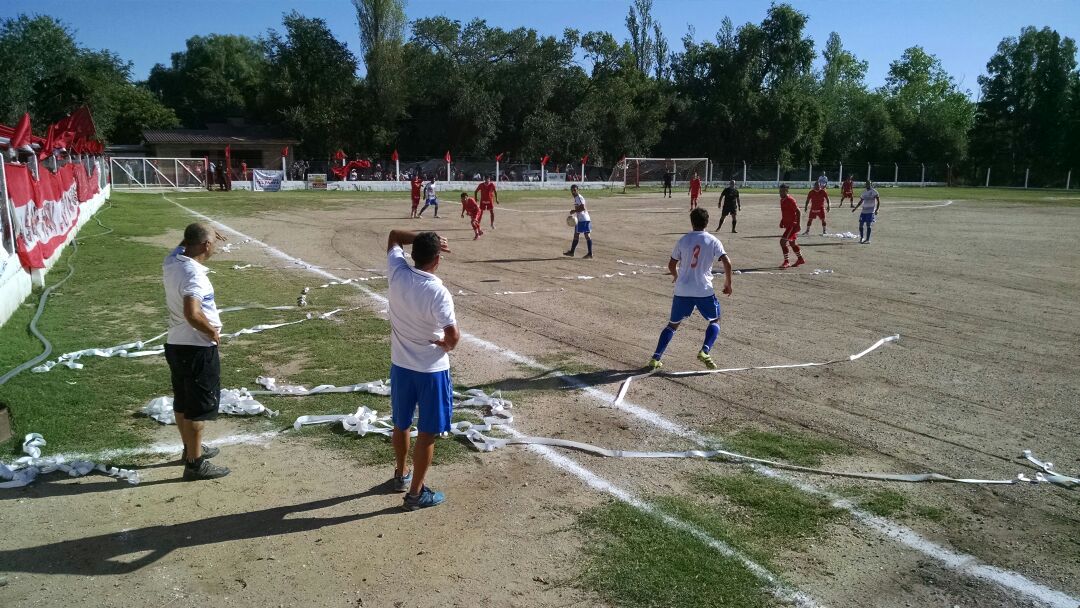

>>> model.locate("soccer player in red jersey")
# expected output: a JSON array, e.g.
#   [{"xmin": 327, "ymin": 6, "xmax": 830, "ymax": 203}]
[
  {"xmin": 410, "ymin": 174, "xmax": 423, "ymax": 218},
  {"xmin": 688, "ymin": 172, "xmax": 703, "ymax": 209},
  {"xmin": 778, "ymin": 184, "xmax": 805, "ymax": 268},
  {"xmin": 459, "ymin": 193, "xmax": 483, "ymax": 240},
  {"xmin": 474, "ymin": 176, "xmax": 499, "ymax": 229},
  {"xmin": 803, "ymin": 183, "xmax": 830, "ymax": 235},
  {"xmin": 840, "ymin": 175, "xmax": 855, "ymax": 208}
]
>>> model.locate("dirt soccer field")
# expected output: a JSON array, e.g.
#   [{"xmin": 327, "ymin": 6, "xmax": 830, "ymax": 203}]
[{"xmin": 1, "ymin": 187, "xmax": 1079, "ymax": 608}]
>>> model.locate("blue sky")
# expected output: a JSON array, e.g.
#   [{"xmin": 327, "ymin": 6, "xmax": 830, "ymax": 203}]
[{"xmin": 3, "ymin": 0, "xmax": 1079, "ymax": 94}]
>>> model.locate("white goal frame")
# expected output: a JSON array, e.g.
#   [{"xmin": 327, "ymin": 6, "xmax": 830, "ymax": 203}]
[{"xmin": 617, "ymin": 157, "xmax": 710, "ymax": 190}]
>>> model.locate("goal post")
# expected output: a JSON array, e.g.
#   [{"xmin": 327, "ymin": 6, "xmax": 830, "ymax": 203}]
[{"xmin": 611, "ymin": 157, "xmax": 709, "ymax": 191}]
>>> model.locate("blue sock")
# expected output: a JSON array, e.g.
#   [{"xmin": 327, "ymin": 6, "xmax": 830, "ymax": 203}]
[
  {"xmin": 586, "ymin": 238, "xmax": 593, "ymax": 255},
  {"xmin": 702, "ymin": 322, "xmax": 720, "ymax": 354},
  {"xmin": 652, "ymin": 326, "xmax": 676, "ymax": 360},
  {"xmin": 865, "ymin": 224, "xmax": 872, "ymax": 241}
]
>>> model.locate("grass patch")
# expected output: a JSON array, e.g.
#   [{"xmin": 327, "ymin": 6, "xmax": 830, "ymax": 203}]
[
  {"xmin": 0, "ymin": 191, "xmax": 438, "ymax": 467},
  {"xmin": 836, "ymin": 486, "xmax": 952, "ymax": 522},
  {"xmin": 577, "ymin": 500, "xmax": 776, "ymax": 608},
  {"xmin": 576, "ymin": 472, "xmax": 845, "ymax": 608},
  {"xmin": 721, "ymin": 428, "xmax": 853, "ymax": 467},
  {"xmin": 859, "ymin": 488, "xmax": 907, "ymax": 517}
]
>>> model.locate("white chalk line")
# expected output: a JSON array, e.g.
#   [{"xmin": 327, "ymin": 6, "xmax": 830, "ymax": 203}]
[
  {"xmin": 164, "ymin": 195, "xmax": 820, "ymax": 605},
  {"xmin": 164, "ymin": 195, "xmax": 1079, "ymax": 608},
  {"xmin": 888, "ymin": 200, "xmax": 955, "ymax": 210}
]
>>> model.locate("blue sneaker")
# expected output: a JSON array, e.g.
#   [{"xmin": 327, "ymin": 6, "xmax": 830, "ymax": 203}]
[
  {"xmin": 391, "ymin": 470, "xmax": 412, "ymax": 492},
  {"xmin": 402, "ymin": 485, "xmax": 445, "ymax": 511}
]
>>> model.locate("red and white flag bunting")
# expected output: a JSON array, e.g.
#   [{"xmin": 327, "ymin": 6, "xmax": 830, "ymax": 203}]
[{"xmin": 4, "ymin": 161, "xmax": 100, "ymax": 269}]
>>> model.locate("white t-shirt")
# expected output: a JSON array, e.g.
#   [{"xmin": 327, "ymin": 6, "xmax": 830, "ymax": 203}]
[
  {"xmin": 671, "ymin": 231, "xmax": 727, "ymax": 298},
  {"xmin": 163, "ymin": 246, "xmax": 222, "ymax": 346},
  {"xmin": 424, "ymin": 183, "xmax": 437, "ymax": 201},
  {"xmin": 817, "ymin": 175, "xmax": 829, "ymax": 188},
  {"xmin": 573, "ymin": 194, "xmax": 590, "ymax": 222},
  {"xmin": 859, "ymin": 189, "xmax": 879, "ymax": 213},
  {"xmin": 387, "ymin": 245, "xmax": 457, "ymax": 373}
]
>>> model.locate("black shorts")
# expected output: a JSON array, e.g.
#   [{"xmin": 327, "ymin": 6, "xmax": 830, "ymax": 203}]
[
  {"xmin": 721, "ymin": 205, "xmax": 738, "ymax": 216},
  {"xmin": 165, "ymin": 344, "xmax": 220, "ymax": 421}
]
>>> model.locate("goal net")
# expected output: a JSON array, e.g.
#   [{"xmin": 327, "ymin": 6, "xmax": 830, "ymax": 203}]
[{"xmin": 611, "ymin": 157, "xmax": 709, "ymax": 190}]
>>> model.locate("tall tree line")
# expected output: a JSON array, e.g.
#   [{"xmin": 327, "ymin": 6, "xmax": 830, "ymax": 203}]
[{"xmin": 2, "ymin": 2, "xmax": 1078, "ymax": 181}]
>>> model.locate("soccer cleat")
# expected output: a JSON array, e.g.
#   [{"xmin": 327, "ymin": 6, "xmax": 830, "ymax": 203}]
[
  {"xmin": 181, "ymin": 443, "xmax": 220, "ymax": 461},
  {"xmin": 646, "ymin": 358, "xmax": 663, "ymax": 370},
  {"xmin": 402, "ymin": 485, "xmax": 445, "ymax": 511},
  {"xmin": 563, "ymin": 250, "xmax": 575, "ymax": 257},
  {"xmin": 793, "ymin": 257, "xmax": 806, "ymax": 267},
  {"xmin": 697, "ymin": 350, "xmax": 717, "ymax": 370},
  {"xmin": 473, "ymin": 234, "xmax": 479, "ymax": 240},
  {"xmin": 780, "ymin": 260, "xmax": 791, "ymax": 269},
  {"xmin": 861, "ymin": 240, "xmax": 871, "ymax": 245},
  {"xmin": 731, "ymin": 229, "xmax": 737, "ymax": 233},
  {"xmin": 391, "ymin": 470, "xmax": 413, "ymax": 492},
  {"xmin": 183, "ymin": 459, "xmax": 230, "ymax": 481},
  {"xmin": 583, "ymin": 254, "xmax": 593, "ymax": 259}
]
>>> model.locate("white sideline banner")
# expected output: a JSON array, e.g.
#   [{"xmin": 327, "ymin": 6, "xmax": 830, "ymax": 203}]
[{"xmin": 252, "ymin": 169, "xmax": 284, "ymax": 192}]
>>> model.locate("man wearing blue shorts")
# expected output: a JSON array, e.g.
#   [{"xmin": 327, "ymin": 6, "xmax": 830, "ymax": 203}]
[
  {"xmin": 387, "ymin": 229, "xmax": 458, "ymax": 510},
  {"xmin": 417, "ymin": 180, "xmax": 440, "ymax": 218},
  {"xmin": 647, "ymin": 207, "xmax": 733, "ymax": 370},
  {"xmin": 563, "ymin": 184, "xmax": 593, "ymax": 259},
  {"xmin": 852, "ymin": 181, "xmax": 880, "ymax": 244}
]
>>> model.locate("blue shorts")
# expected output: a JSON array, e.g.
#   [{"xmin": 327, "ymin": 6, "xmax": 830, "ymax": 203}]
[
  {"xmin": 860, "ymin": 212, "xmax": 875, "ymax": 224},
  {"xmin": 390, "ymin": 364, "xmax": 453, "ymax": 434},
  {"xmin": 576, "ymin": 220, "xmax": 592, "ymax": 234},
  {"xmin": 425, "ymin": 197, "xmax": 438, "ymax": 206},
  {"xmin": 670, "ymin": 295, "xmax": 720, "ymax": 323}
]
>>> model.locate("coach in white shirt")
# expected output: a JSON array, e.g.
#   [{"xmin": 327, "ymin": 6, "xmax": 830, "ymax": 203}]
[
  {"xmin": 386, "ymin": 229, "xmax": 458, "ymax": 510},
  {"xmin": 163, "ymin": 222, "xmax": 230, "ymax": 481}
]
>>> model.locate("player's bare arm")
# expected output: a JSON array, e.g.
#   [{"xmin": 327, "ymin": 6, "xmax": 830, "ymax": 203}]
[
  {"xmin": 719, "ymin": 255, "xmax": 733, "ymax": 296},
  {"xmin": 183, "ymin": 296, "xmax": 221, "ymax": 344},
  {"xmin": 432, "ymin": 324, "xmax": 460, "ymax": 352},
  {"xmin": 387, "ymin": 229, "xmax": 451, "ymax": 254},
  {"xmin": 668, "ymin": 257, "xmax": 679, "ymax": 283}
]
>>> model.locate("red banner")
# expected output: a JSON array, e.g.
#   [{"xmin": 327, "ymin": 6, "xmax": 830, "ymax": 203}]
[
  {"xmin": 329, "ymin": 159, "xmax": 372, "ymax": 179},
  {"xmin": 495, "ymin": 152, "xmax": 505, "ymax": 162},
  {"xmin": 391, "ymin": 149, "xmax": 399, "ymax": 162},
  {"xmin": 541, "ymin": 155, "xmax": 550, "ymax": 166},
  {"xmin": 444, "ymin": 151, "xmax": 452, "ymax": 163},
  {"xmin": 5, "ymin": 161, "xmax": 100, "ymax": 269},
  {"xmin": 581, "ymin": 154, "xmax": 589, "ymax": 165}
]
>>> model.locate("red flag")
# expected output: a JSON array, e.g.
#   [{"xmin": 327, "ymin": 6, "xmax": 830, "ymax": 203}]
[
  {"xmin": 334, "ymin": 149, "xmax": 346, "ymax": 161},
  {"xmin": 391, "ymin": 149, "xmax": 399, "ymax": 162},
  {"xmin": 581, "ymin": 154, "xmax": 589, "ymax": 165},
  {"xmin": 444, "ymin": 150, "xmax": 452, "ymax": 163},
  {"xmin": 495, "ymin": 152, "xmax": 505, "ymax": 162},
  {"xmin": 11, "ymin": 113, "xmax": 32, "ymax": 150},
  {"xmin": 540, "ymin": 155, "xmax": 550, "ymax": 166},
  {"xmin": 281, "ymin": 146, "xmax": 289, "ymax": 157}
]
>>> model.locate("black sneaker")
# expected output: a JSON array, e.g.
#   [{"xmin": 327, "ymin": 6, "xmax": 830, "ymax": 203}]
[
  {"xmin": 181, "ymin": 444, "xmax": 220, "ymax": 461},
  {"xmin": 563, "ymin": 250, "xmax": 575, "ymax": 257},
  {"xmin": 183, "ymin": 459, "xmax": 230, "ymax": 481}
]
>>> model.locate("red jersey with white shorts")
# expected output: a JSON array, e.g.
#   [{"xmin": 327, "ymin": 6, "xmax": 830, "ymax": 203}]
[
  {"xmin": 689, "ymin": 178, "xmax": 701, "ymax": 198},
  {"xmin": 780, "ymin": 195, "xmax": 801, "ymax": 238},
  {"xmin": 476, "ymin": 182, "xmax": 496, "ymax": 207},
  {"xmin": 807, "ymin": 189, "xmax": 828, "ymax": 219}
]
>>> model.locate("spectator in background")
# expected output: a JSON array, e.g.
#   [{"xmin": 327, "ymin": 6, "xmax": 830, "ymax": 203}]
[{"xmin": 241, "ymin": 161, "xmax": 248, "ymax": 181}]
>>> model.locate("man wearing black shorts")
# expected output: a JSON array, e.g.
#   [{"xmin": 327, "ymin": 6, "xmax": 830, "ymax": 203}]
[
  {"xmin": 716, "ymin": 180, "xmax": 741, "ymax": 233},
  {"xmin": 163, "ymin": 222, "xmax": 230, "ymax": 480}
]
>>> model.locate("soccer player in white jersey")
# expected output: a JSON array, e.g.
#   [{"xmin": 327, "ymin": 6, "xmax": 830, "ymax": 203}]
[
  {"xmin": 817, "ymin": 173, "xmax": 829, "ymax": 190},
  {"xmin": 563, "ymin": 184, "xmax": 593, "ymax": 259},
  {"xmin": 647, "ymin": 207, "xmax": 733, "ymax": 370},
  {"xmin": 417, "ymin": 180, "xmax": 440, "ymax": 218},
  {"xmin": 851, "ymin": 181, "xmax": 881, "ymax": 244}
]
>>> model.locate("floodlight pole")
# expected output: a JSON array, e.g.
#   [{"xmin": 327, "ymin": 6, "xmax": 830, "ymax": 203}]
[
  {"xmin": 807, "ymin": 161, "xmax": 812, "ymax": 184},
  {"xmin": 1024, "ymin": 167, "xmax": 1030, "ymax": 189},
  {"xmin": 495, "ymin": 159, "xmax": 500, "ymax": 183},
  {"xmin": 742, "ymin": 161, "xmax": 747, "ymax": 186},
  {"xmin": 581, "ymin": 161, "xmax": 585, "ymax": 182},
  {"xmin": 775, "ymin": 162, "xmax": 780, "ymax": 186},
  {"xmin": 920, "ymin": 163, "xmax": 925, "ymax": 187},
  {"xmin": 894, "ymin": 163, "xmax": 899, "ymax": 186},
  {"xmin": 395, "ymin": 159, "xmax": 400, "ymax": 182},
  {"xmin": 985, "ymin": 167, "xmax": 991, "ymax": 188},
  {"xmin": 1067, "ymin": 169, "xmax": 1072, "ymax": 190},
  {"xmin": 838, "ymin": 161, "xmax": 843, "ymax": 183},
  {"xmin": 866, "ymin": 162, "xmax": 871, "ymax": 183}
]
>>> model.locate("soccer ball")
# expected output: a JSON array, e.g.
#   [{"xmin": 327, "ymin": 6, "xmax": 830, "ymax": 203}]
[{"xmin": 566, "ymin": 215, "xmax": 576, "ymax": 227}]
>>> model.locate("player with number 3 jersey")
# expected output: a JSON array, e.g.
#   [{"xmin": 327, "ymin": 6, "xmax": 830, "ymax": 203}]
[{"xmin": 647, "ymin": 207, "xmax": 733, "ymax": 371}]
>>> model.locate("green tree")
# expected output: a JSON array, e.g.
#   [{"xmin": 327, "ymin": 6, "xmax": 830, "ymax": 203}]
[
  {"xmin": 0, "ymin": 14, "xmax": 177, "ymax": 143},
  {"xmin": 818, "ymin": 32, "xmax": 874, "ymax": 162},
  {"xmin": 625, "ymin": 0, "xmax": 656, "ymax": 77},
  {"xmin": 264, "ymin": 12, "xmax": 358, "ymax": 157},
  {"xmin": 147, "ymin": 34, "xmax": 268, "ymax": 127},
  {"xmin": 881, "ymin": 46, "xmax": 974, "ymax": 163},
  {"xmin": 971, "ymin": 27, "xmax": 1078, "ymax": 180},
  {"xmin": 352, "ymin": 0, "xmax": 407, "ymax": 149}
]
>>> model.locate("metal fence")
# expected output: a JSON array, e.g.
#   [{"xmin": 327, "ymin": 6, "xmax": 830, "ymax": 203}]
[
  {"xmin": 708, "ymin": 161, "xmax": 951, "ymax": 187},
  {"xmin": 110, "ymin": 157, "xmax": 207, "ymax": 190},
  {"xmin": 965, "ymin": 165, "xmax": 1074, "ymax": 189}
]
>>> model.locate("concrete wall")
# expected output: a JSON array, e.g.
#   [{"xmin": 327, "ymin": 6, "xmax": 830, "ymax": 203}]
[{"xmin": 229, "ymin": 180, "xmax": 615, "ymax": 192}]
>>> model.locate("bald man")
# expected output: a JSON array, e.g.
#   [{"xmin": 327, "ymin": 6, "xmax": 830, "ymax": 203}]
[{"xmin": 163, "ymin": 223, "xmax": 230, "ymax": 480}]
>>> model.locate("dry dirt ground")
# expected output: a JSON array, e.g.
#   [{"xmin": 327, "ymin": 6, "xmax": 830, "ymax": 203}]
[{"xmin": 2, "ymin": 189, "xmax": 1079, "ymax": 607}]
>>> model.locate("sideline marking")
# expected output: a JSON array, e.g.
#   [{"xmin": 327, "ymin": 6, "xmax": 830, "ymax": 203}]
[{"xmin": 165, "ymin": 195, "xmax": 1079, "ymax": 608}]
